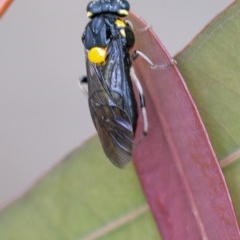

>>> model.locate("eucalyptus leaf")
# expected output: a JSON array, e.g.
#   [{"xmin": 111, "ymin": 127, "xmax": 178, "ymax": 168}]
[{"xmin": 176, "ymin": 1, "xmax": 240, "ymax": 224}]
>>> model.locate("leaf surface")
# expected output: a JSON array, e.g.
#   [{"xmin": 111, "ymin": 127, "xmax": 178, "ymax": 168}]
[
  {"xmin": 0, "ymin": 138, "xmax": 160, "ymax": 239},
  {"xmin": 176, "ymin": 1, "xmax": 240, "ymax": 225},
  {"xmin": 128, "ymin": 6, "xmax": 240, "ymax": 240}
]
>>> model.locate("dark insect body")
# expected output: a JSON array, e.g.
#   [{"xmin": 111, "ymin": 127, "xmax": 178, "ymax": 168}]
[{"xmin": 82, "ymin": 0, "xmax": 145, "ymax": 168}]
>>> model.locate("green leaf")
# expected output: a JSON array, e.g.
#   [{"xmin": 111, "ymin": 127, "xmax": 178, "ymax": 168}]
[
  {"xmin": 176, "ymin": 1, "xmax": 240, "ymax": 223},
  {"xmin": 0, "ymin": 138, "xmax": 160, "ymax": 239}
]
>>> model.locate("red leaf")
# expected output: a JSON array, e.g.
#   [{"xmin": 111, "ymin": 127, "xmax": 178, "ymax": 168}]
[
  {"xmin": 128, "ymin": 12, "xmax": 240, "ymax": 240},
  {"xmin": 0, "ymin": 0, "xmax": 13, "ymax": 17}
]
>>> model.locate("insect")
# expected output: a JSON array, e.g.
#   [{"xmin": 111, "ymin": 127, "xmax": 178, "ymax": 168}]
[{"xmin": 81, "ymin": 0, "xmax": 148, "ymax": 168}]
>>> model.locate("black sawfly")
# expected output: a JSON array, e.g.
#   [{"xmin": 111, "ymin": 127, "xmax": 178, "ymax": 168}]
[{"xmin": 81, "ymin": 0, "xmax": 149, "ymax": 168}]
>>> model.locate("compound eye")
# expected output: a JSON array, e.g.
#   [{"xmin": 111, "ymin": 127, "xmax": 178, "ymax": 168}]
[
  {"xmin": 88, "ymin": 47, "xmax": 107, "ymax": 64},
  {"xmin": 117, "ymin": 0, "xmax": 130, "ymax": 16}
]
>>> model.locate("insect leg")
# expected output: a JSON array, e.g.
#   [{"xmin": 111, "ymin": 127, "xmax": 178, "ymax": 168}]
[
  {"xmin": 132, "ymin": 50, "xmax": 177, "ymax": 70},
  {"xmin": 79, "ymin": 76, "xmax": 89, "ymax": 96},
  {"xmin": 130, "ymin": 67, "xmax": 148, "ymax": 135}
]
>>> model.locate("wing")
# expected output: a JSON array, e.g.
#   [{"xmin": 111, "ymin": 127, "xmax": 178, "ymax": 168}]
[{"xmin": 86, "ymin": 39, "xmax": 137, "ymax": 168}]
